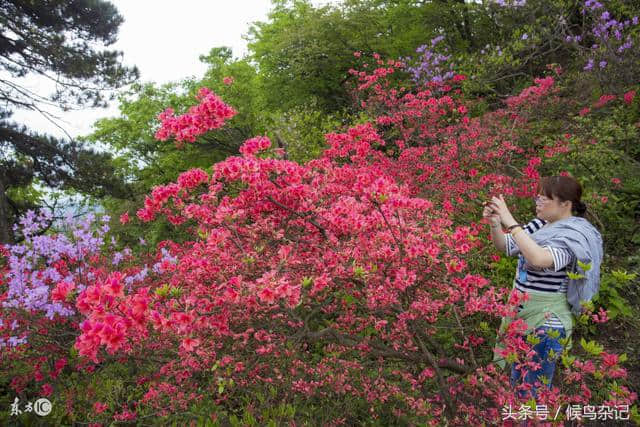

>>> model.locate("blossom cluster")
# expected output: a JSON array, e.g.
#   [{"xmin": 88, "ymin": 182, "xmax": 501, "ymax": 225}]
[
  {"xmin": 578, "ymin": 89, "xmax": 636, "ymax": 116},
  {"xmin": 154, "ymin": 87, "xmax": 237, "ymax": 145},
  {"xmin": 407, "ymin": 35, "xmax": 455, "ymax": 84},
  {"xmin": 505, "ymin": 76, "xmax": 556, "ymax": 108},
  {"xmin": 238, "ymin": 135, "xmax": 271, "ymax": 157},
  {"xmin": 75, "ymin": 272, "xmax": 151, "ymax": 363},
  {"xmin": 349, "ymin": 54, "xmax": 402, "ymax": 91},
  {"xmin": 2, "ymin": 212, "xmax": 110, "ymax": 322},
  {"xmin": 579, "ymin": 1, "xmax": 638, "ymax": 72}
]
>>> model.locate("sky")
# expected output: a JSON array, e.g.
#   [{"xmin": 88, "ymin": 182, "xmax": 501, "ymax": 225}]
[{"xmin": 10, "ymin": 1, "xmax": 333, "ymax": 140}]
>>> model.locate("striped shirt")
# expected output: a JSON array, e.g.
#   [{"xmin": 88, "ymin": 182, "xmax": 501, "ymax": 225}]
[{"xmin": 504, "ymin": 218, "xmax": 574, "ymax": 328}]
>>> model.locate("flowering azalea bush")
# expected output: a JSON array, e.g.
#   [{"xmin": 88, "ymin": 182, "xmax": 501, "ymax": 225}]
[
  {"xmin": 154, "ymin": 87, "xmax": 237, "ymax": 146},
  {"xmin": 1, "ymin": 56, "xmax": 638, "ymax": 426}
]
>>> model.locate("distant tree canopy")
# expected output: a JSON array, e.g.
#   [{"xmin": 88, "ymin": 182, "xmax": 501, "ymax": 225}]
[
  {"xmin": 0, "ymin": 0, "xmax": 139, "ymax": 243},
  {"xmin": 246, "ymin": 0, "xmax": 495, "ymax": 113}
]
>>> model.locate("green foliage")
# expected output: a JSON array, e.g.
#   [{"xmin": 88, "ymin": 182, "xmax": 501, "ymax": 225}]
[
  {"xmin": 247, "ymin": 0, "xmax": 378, "ymax": 113},
  {"xmin": 595, "ymin": 269, "xmax": 636, "ymax": 319},
  {"xmin": 459, "ymin": 0, "xmax": 640, "ymax": 101},
  {"xmin": 4, "ymin": 182, "xmax": 44, "ymax": 209},
  {"xmin": 545, "ymin": 85, "xmax": 640, "ymax": 258},
  {"xmin": 0, "ymin": 0, "xmax": 139, "ymax": 109},
  {"xmin": 263, "ymin": 102, "xmax": 349, "ymax": 163},
  {"xmin": 580, "ymin": 337, "xmax": 604, "ymax": 356},
  {"xmin": 90, "ymin": 48, "xmax": 267, "ymax": 245},
  {"xmin": 89, "ymin": 80, "xmax": 234, "ymax": 192},
  {"xmin": 485, "ymin": 252, "xmax": 518, "ymax": 288},
  {"xmin": 247, "ymin": 0, "xmax": 494, "ymax": 113}
]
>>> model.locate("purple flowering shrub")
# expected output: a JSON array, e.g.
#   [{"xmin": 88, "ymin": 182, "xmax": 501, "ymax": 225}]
[
  {"xmin": 406, "ymin": 35, "xmax": 456, "ymax": 85},
  {"xmin": 2, "ymin": 211, "xmax": 108, "ymax": 322},
  {"xmin": 0, "ymin": 209, "xmax": 159, "ymax": 400},
  {"xmin": 422, "ymin": 0, "xmax": 640, "ymax": 96},
  {"xmin": 576, "ymin": 0, "xmax": 640, "ymax": 90},
  {"xmin": 0, "ymin": 210, "xmax": 110, "ymax": 399}
]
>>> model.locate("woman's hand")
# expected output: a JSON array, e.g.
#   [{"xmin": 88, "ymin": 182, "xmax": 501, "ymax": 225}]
[
  {"xmin": 482, "ymin": 203, "xmax": 501, "ymax": 227},
  {"xmin": 488, "ymin": 195, "xmax": 518, "ymax": 228}
]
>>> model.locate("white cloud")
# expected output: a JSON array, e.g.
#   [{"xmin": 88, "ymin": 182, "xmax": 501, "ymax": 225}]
[{"xmin": 111, "ymin": 0, "xmax": 275, "ymax": 83}]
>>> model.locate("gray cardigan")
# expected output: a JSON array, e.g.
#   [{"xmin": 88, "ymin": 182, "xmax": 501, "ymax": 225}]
[{"xmin": 529, "ymin": 216, "xmax": 603, "ymax": 315}]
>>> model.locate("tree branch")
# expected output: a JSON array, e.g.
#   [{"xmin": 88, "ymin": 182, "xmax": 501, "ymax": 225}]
[{"xmin": 266, "ymin": 195, "xmax": 328, "ymax": 240}]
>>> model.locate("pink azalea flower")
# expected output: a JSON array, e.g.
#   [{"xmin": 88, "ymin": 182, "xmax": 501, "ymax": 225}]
[
  {"xmin": 41, "ymin": 383, "xmax": 53, "ymax": 396},
  {"xmin": 180, "ymin": 338, "xmax": 201, "ymax": 352},
  {"xmin": 93, "ymin": 402, "xmax": 108, "ymax": 414},
  {"xmin": 624, "ymin": 90, "xmax": 636, "ymax": 105}
]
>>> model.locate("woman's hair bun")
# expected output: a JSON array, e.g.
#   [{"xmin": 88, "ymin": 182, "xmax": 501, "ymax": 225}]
[{"xmin": 574, "ymin": 201, "xmax": 587, "ymax": 216}]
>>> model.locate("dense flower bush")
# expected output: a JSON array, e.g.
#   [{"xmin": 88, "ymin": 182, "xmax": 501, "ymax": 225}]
[{"xmin": 2, "ymin": 48, "xmax": 637, "ymax": 424}]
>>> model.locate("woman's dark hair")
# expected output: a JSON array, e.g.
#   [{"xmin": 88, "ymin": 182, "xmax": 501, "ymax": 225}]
[{"xmin": 538, "ymin": 175, "xmax": 587, "ymax": 216}]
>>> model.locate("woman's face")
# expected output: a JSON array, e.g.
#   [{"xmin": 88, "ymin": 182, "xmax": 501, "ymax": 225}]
[{"xmin": 535, "ymin": 194, "xmax": 571, "ymax": 221}]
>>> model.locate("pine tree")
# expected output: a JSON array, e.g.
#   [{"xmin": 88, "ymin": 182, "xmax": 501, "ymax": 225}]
[{"xmin": 0, "ymin": 0, "xmax": 139, "ymax": 243}]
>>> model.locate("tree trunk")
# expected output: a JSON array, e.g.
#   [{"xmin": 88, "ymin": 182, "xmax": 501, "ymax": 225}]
[{"xmin": 0, "ymin": 179, "xmax": 13, "ymax": 244}]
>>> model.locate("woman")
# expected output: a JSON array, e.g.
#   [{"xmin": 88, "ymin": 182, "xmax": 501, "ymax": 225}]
[{"xmin": 483, "ymin": 175, "xmax": 603, "ymax": 400}]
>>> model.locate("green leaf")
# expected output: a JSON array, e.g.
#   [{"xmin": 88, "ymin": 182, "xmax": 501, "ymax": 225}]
[
  {"xmin": 526, "ymin": 335, "xmax": 541, "ymax": 345},
  {"xmin": 611, "ymin": 269, "xmax": 637, "ymax": 283},
  {"xmin": 580, "ymin": 337, "xmax": 603, "ymax": 356},
  {"xmin": 577, "ymin": 260, "xmax": 592, "ymax": 271},
  {"xmin": 567, "ymin": 271, "xmax": 586, "ymax": 280},
  {"xmin": 546, "ymin": 329, "xmax": 561, "ymax": 339},
  {"xmin": 155, "ymin": 283, "xmax": 170, "ymax": 297},
  {"xmin": 343, "ymin": 294, "xmax": 354, "ymax": 306},
  {"xmin": 526, "ymin": 398, "xmax": 537, "ymax": 409},
  {"xmin": 479, "ymin": 321, "xmax": 490, "ymax": 333},
  {"xmin": 581, "ymin": 300, "xmax": 595, "ymax": 312},
  {"xmin": 562, "ymin": 354, "xmax": 576, "ymax": 368}
]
